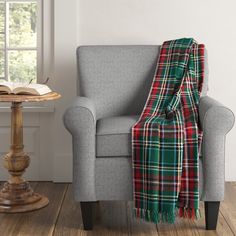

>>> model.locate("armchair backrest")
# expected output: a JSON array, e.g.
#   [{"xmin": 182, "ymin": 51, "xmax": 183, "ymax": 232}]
[{"xmin": 77, "ymin": 46, "xmax": 208, "ymax": 119}]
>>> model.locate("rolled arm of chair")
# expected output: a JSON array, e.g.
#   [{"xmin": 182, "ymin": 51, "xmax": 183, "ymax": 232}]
[
  {"xmin": 63, "ymin": 96, "xmax": 97, "ymax": 201},
  {"xmin": 199, "ymin": 96, "xmax": 235, "ymax": 201}
]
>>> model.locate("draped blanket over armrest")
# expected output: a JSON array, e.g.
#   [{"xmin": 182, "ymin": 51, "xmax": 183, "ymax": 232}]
[{"xmin": 132, "ymin": 38, "xmax": 204, "ymax": 223}]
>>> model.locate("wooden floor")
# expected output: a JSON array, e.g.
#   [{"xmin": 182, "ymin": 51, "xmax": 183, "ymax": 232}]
[{"xmin": 0, "ymin": 182, "xmax": 235, "ymax": 236}]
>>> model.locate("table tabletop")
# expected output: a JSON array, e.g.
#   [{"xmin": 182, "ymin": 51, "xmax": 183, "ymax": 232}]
[{"xmin": 0, "ymin": 92, "xmax": 61, "ymax": 103}]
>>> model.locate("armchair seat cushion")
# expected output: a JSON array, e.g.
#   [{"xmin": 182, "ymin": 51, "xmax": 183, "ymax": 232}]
[
  {"xmin": 96, "ymin": 115, "xmax": 204, "ymax": 158},
  {"xmin": 96, "ymin": 115, "xmax": 139, "ymax": 157}
]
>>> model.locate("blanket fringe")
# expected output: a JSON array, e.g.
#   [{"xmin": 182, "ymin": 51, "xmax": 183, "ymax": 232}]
[
  {"xmin": 178, "ymin": 207, "xmax": 201, "ymax": 220},
  {"xmin": 133, "ymin": 207, "xmax": 201, "ymax": 224}
]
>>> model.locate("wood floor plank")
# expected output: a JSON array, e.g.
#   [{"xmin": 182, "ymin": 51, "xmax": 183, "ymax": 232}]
[
  {"xmin": 0, "ymin": 182, "xmax": 67, "ymax": 236},
  {"xmin": 0, "ymin": 182, "xmax": 38, "ymax": 236},
  {"xmin": 54, "ymin": 185, "xmax": 129, "ymax": 236},
  {"xmin": 53, "ymin": 184, "xmax": 84, "ymax": 236},
  {"xmin": 156, "ymin": 222, "xmax": 178, "ymax": 236},
  {"xmin": 87, "ymin": 201, "xmax": 129, "ymax": 236},
  {"xmin": 0, "ymin": 182, "xmax": 236, "ymax": 235},
  {"xmin": 174, "ymin": 218, "xmax": 199, "ymax": 236},
  {"xmin": 126, "ymin": 201, "xmax": 159, "ymax": 236},
  {"xmin": 220, "ymin": 182, "xmax": 236, "ymax": 235}
]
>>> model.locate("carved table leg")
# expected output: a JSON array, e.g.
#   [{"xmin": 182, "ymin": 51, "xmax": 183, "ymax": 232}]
[{"xmin": 0, "ymin": 102, "xmax": 49, "ymax": 213}]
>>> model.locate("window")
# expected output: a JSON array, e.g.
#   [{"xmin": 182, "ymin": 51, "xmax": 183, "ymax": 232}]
[{"xmin": 0, "ymin": 0, "xmax": 41, "ymax": 83}]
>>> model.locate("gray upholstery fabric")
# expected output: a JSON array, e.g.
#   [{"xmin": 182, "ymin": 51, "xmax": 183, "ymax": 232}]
[
  {"xmin": 199, "ymin": 96, "xmax": 235, "ymax": 201},
  {"xmin": 77, "ymin": 46, "xmax": 159, "ymax": 119},
  {"xmin": 77, "ymin": 46, "xmax": 208, "ymax": 120},
  {"xmin": 63, "ymin": 97, "xmax": 97, "ymax": 201},
  {"xmin": 63, "ymin": 46, "xmax": 234, "ymax": 203},
  {"xmin": 96, "ymin": 115, "xmax": 139, "ymax": 157},
  {"xmin": 95, "ymin": 157, "xmax": 203, "ymax": 201}
]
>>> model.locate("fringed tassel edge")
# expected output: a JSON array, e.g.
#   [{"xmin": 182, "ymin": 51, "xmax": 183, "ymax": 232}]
[
  {"xmin": 178, "ymin": 206, "xmax": 201, "ymax": 220},
  {"xmin": 133, "ymin": 207, "xmax": 201, "ymax": 224}
]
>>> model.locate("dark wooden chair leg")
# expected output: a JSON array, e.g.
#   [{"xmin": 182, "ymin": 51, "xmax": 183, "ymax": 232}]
[
  {"xmin": 80, "ymin": 202, "xmax": 95, "ymax": 230},
  {"xmin": 204, "ymin": 201, "xmax": 220, "ymax": 230}
]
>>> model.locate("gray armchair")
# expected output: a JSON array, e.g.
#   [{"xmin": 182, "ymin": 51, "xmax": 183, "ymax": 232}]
[{"xmin": 63, "ymin": 46, "xmax": 235, "ymax": 230}]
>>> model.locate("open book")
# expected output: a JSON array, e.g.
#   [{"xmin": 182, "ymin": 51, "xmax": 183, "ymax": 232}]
[{"xmin": 0, "ymin": 82, "xmax": 52, "ymax": 95}]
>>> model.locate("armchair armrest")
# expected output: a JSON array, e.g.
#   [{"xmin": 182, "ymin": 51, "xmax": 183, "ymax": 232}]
[
  {"xmin": 63, "ymin": 97, "xmax": 97, "ymax": 201},
  {"xmin": 63, "ymin": 96, "xmax": 96, "ymax": 134},
  {"xmin": 199, "ymin": 96, "xmax": 235, "ymax": 201}
]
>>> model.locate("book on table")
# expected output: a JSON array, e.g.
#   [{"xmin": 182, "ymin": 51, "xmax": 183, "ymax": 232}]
[{"xmin": 0, "ymin": 82, "xmax": 52, "ymax": 96}]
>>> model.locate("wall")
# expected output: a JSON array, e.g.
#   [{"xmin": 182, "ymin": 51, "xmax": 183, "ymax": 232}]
[
  {"xmin": 53, "ymin": 0, "xmax": 77, "ymax": 182},
  {"xmin": 77, "ymin": 0, "xmax": 236, "ymax": 180}
]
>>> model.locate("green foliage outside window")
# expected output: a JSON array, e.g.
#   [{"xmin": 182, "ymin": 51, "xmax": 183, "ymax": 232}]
[{"xmin": 0, "ymin": 2, "xmax": 37, "ymax": 83}]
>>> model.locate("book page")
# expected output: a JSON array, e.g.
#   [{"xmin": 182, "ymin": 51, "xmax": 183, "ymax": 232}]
[
  {"xmin": 0, "ymin": 82, "xmax": 52, "ymax": 95},
  {"xmin": 12, "ymin": 83, "xmax": 52, "ymax": 95},
  {"xmin": 0, "ymin": 82, "xmax": 16, "ymax": 93}
]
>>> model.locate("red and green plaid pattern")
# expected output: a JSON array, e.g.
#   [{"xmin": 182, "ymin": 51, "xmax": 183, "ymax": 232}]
[{"xmin": 132, "ymin": 38, "xmax": 204, "ymax": 223}]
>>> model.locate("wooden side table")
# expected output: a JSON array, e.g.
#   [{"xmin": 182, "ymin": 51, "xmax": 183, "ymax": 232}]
[{"xmin": 0, "ymin": 92, "xmax": 61, "ymax": 213}]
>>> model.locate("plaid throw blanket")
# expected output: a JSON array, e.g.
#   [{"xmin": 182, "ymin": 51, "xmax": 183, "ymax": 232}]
[{"xmin": 132, "ymin": 38, "xmax": 204, "ymax": 223}]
